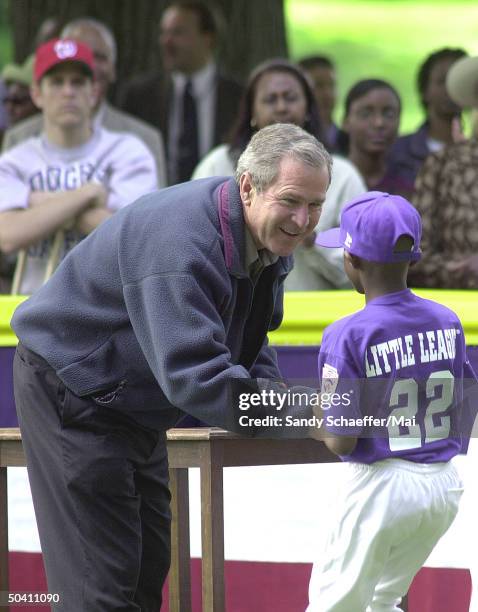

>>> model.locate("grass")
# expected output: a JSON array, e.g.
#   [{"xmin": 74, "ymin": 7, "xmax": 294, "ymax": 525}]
[{"xmin": 285, "ymin": 0, "xmax": 478, "ymax": 133}]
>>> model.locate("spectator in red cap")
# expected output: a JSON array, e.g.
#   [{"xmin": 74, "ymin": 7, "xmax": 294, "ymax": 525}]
[
  {"xmin": 33, "ymin": 37, "xmax": 96, "ymax": 81},
  {"xmin": 3, "ymin": 18, "xmax": 168, "ymax": 188},
  {"xmin": 0, "ymin": 38, "xmax": 158, "ymax": 294}
]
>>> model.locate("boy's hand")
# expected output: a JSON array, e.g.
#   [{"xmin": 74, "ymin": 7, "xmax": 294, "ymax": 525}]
[{"xmin": 309, "ymin": 394, "xmax": 325, "ymax": 440}]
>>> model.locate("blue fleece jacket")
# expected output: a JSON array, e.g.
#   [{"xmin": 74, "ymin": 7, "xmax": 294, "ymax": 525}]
[{"xmin": 12, "ymin": 177, "xmax": 292, "ymax": 431}]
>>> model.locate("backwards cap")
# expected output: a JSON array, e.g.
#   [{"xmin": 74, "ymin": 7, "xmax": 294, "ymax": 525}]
[
  {"xmin": 34, "ymin": 38, "xmax": 95, "ymax": 82},
  {"xmin": 315, "ymin": 191, "xmax": 422, "ymax": 263}
]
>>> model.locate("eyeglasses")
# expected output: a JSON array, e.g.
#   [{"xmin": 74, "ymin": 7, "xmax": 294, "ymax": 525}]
[{"xmin": 3, "ymin": 95, "xmax": 32, "ymax": 106}]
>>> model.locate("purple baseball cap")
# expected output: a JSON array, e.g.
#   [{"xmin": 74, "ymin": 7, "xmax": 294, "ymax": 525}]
[{"xmin": 315, "ymin": 191, "xmax": 422, "ymax": 263}]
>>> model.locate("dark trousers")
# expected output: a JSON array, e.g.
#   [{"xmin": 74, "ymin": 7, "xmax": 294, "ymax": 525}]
[{"xmin": 13, "ymin": 344, "xmax": 171, "ymax": 611}]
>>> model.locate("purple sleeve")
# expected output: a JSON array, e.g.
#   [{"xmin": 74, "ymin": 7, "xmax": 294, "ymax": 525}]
[{"xmin": 318, "ymin": 340, "xmax": 363, "ymax": 436}]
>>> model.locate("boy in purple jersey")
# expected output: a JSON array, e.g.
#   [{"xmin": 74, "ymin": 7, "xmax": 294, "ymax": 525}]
[{"xmin": 306, "ymin": 191, "xmax": 471, "ymax": 612}]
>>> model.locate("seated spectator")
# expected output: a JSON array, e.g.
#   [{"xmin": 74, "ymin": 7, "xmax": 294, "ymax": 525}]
[
  {"xmin": 299, "ymin": 55, "xmax": 340, "ymax": 151},
  {"xmin": 341, "ymin": 79, "xmax": 413, "ymax": 198},
  {"xmin": 409, "ymin": 54, "xmax": 478, "ymax": 289},
  {"xmin": 0, "ymin": 38, "xmax": 157, "ymax": 295},
  {"xmin": 119, "ymin": 0, "xmax": 243, "ymax": 184},
  {"xmin": 388, "ymin": 48, "xmax": 467, "ymax": 186},
  {"xmin": 192, "ymin": 58, "xmax": 366, "ymax": 290},
  {"xmin": 3, "ymin": 18, "xmax": 167, "ymax": 187},
  {"xmin": 2, "ymin": 56, "xmax": 38, "ymax": 127}
]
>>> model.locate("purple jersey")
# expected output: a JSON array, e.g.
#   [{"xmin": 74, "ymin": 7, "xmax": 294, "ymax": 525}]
[{"xmin": 318, "ymin": 289, "xmax": 470, "ymax": 463}]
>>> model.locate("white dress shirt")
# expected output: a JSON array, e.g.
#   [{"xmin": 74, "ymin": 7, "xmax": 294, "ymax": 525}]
[{"xmin": 169, "ymin": 61, "xmax": 216, "ymax": 183}]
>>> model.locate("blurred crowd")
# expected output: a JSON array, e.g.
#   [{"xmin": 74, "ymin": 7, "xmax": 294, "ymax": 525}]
[{"xmin": 1, "ymin": 0, "xmax": 477, "ymax": 294}]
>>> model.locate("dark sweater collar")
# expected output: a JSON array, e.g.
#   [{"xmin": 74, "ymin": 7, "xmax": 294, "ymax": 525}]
[{"xmin": 218, "ymin": 178, "xmax": 293, "ymax": 278}]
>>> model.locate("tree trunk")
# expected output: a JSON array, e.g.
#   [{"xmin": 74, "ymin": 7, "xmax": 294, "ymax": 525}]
[
  {"xmin": 8, "ymin": 0, "xmax": 288, "ymax": 84},
  {"xmin": 216, "ymin": 0, "xmax": 288, "ymax": 80}
]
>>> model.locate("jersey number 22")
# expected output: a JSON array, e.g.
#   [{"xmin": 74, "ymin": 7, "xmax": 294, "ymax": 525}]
[{"xmin": 388, "ymin": 370, "xmax": 454, "ymax": 451}]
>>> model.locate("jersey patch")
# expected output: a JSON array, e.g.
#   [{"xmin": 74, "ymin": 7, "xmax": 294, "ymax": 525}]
[{"xmin": 321, "ymin": 363, "xmax": 339, "ymax": 395}]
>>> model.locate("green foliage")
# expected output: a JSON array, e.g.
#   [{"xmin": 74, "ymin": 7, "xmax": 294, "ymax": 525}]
[
  {"xmin": 1, "ymin": 0, "xmax": 477, "ymax": 134},
  {"xmin": 0, "ymin": 0, "xmax": 12, "ymax": 67},
  {"xmin": 286, "ymin": 0, "xmax": 478, "ymax": 133}
]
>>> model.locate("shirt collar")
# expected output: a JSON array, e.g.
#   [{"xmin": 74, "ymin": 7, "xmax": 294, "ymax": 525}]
[
  {"xmin": 244, "ymin": 226, "xmax": 278, "ymax": 278},
  {"xmin": 366, "ymin": 289, "xmax": 413, "ymax": 307},
  {"xmin": 244, "ymin": 226, "xmax": 258, "ymax": 269},
  {"xmin": 171, "ymin": 60, "xmax": 216, "ymax": 96},
  {"xmin": 92, "ymin": 100, "xmax": 107, "ymax": 131}
]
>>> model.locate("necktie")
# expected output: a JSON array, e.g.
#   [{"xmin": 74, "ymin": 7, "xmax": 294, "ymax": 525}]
[{"xmin": 177, "ymin": 79, "xmax": 199, "ymax": 182}]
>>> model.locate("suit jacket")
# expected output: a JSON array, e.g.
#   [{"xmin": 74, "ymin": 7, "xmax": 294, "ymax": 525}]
[
  {"xmin": 118, "ymin": 69, "xmax": 243, "ymax": 172},
  {"xmin": 2, "ymin": 102, "xmax": 168, "ymax": 187}
]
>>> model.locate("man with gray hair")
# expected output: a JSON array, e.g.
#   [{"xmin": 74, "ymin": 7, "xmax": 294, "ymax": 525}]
[
  {"xmin": 11, "ymin": 123, "xmax": 331, "ymax": 611},
  {"xmin": 3, "ymin": 17, "xmax": 168, "ymax": 186}
]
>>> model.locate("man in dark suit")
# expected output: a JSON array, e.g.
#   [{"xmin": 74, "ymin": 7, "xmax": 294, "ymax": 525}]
[{"xmin": 119, "ymin": 0, "xmax": 243, "ymax": 184}]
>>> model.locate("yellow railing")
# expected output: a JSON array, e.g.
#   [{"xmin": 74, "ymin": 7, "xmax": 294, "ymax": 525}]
[
  {"xmin": 1, "ymin": 290, "xmax": 478, "ymax": 347},
  {"xmin": 269, "ymin": 290, "xmax": 478, "ymax": 345},
  {"xmin": 0, "ymin": 295, "xmax": 27, "ymax": 346}
]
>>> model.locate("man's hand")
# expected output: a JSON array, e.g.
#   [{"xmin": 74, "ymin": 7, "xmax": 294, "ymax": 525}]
[
  {"xmin": 308, "ymin": 425, "xmax": 323, "ymax": 441},
  {"xmin": 75, "ymin": 206, "xmax": 112, "ymax": 235},
  {"xmin": 28, "ymin": 183, "xmax": 107, "ymax": 210},
  {"xmin": 0, "ymin": 183, "xmax": 110, "ymax": 253},
  {"xmin": 75, "ymin": 184, "xmax": 111, "ymax": 234},
  {"xmin": 29, "ymin": 183, "xmax": 109, "ymax": 233},
  {"xmin": 309, "ymin": 393, "xmax": 325, "ymax": 440},
  {"xmin": 83, "ymin": 182, "xmax": 108, "ymax": 209},
  {"xmin": 308, "ymin": 393, "xmax": 358, "ymax": 455}
]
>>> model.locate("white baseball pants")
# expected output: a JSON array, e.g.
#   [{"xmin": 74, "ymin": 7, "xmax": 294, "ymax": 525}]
[{"xmin": 307, "ymin": 458, "xmax": 463, "ymax": 612}]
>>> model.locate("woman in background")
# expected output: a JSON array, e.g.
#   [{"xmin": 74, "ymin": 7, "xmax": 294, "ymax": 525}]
[
  {"xmin": 339, "ymin": 79, "xmax": 413, "ymax": 199},
  {"xmin": 193, "ymin": 58, "xmax": 366, "ymax": 291}
]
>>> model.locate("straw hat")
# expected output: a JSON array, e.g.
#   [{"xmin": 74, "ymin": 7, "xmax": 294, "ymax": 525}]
[{"xmin": 446, "ymin": 55, "xmax": 478, "ymax": 109}]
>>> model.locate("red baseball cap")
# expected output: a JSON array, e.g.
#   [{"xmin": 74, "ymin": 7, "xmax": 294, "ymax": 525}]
[{"xmin": 34, "ymin": 38, "xmax": 95, "ymax": 82}]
